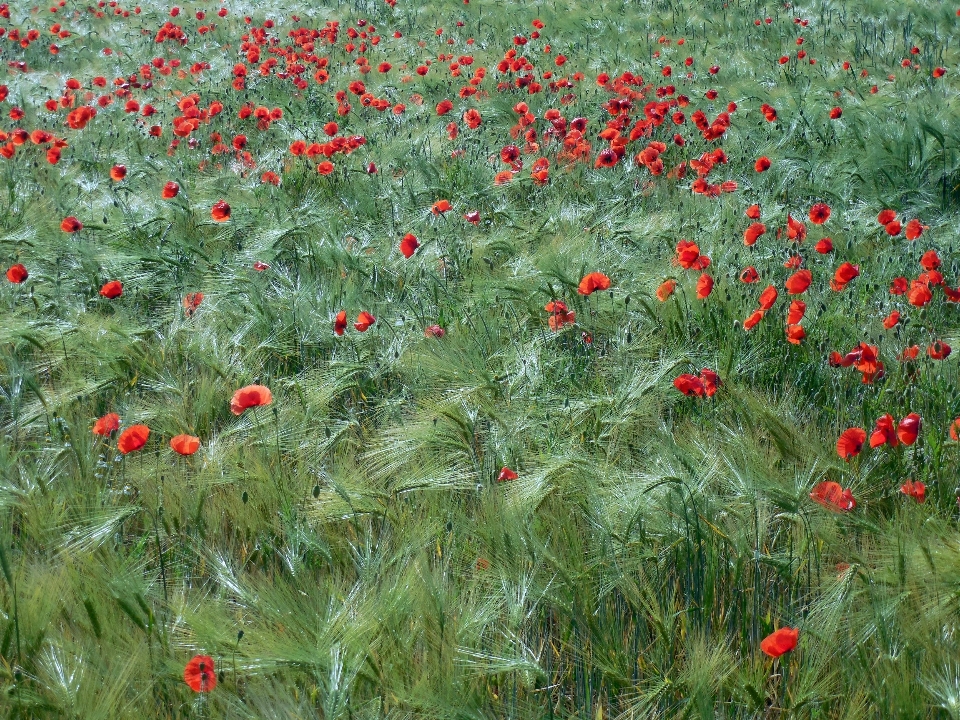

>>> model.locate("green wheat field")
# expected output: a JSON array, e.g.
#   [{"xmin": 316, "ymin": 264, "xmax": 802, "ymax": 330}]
[{"xmin": 1, "ymin": 0, "xmax": 960, "ymax": 716}]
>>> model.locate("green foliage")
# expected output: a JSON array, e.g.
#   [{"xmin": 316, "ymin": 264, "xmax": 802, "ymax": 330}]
[{"xmin": 0, "ymin": 0, "xmax": 959, "ymax": 717}]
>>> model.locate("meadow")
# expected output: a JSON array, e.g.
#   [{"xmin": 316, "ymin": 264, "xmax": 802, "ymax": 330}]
[{"xmin": 1, "ymin": 0, "xmax": 960, "ymax": 717}]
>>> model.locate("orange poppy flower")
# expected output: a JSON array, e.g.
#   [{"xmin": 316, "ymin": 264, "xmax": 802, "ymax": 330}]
[
  {"xmin": 334, "ymin": 310, "xmax": 347, "ymax": 336},
  {"xmin": 110, "ymin": 164, "xmax": 126, "ymax": 181},
  {"xmin": 230, "ymin": 385, "xmax": 273, "ymax": 415},
  {"xmin": 786, "ymin": 300, "xmax": 806, "ymax": 324},
  {"xmin": 900, "ymin": 480, "xmax": 925, "ymax": 503},
  {"xmin": 61, "ymin": 216, "xmax": 82, "ymax": 233},
  {"xmin": 170, "ymin": 434, "xmax": 200, "ymax": 455},
  {"xmin": 578, "ymin": 272, "xmax": 611, "ymax": 296},
  {"xmin": 6, "ymin": 263, "xmax": 27, "ymax": 283},
  {"xmin": 400, "ymin": 233, "xmax": 419, "ymax": 258},
  {"xmin": 184, "ymin": 655, "xmax": 216, "ymax": 693},
  {"xmin": 810, "ymin": 481, "xmax": 856, "ymax": 511},
  {"xmin": 656, "ymin": 279, "xmax": 676, "ymax": 302},
  {"xmin": 117, "ymin": 424, "xmax": 150, "ymax": 454},
  {"xmin": 354, "ymin": 311, "xmax": 376, "ymax": 332},
  {"xmin": 99, "ymin": 280, "xmax": 122, "ymax": 298},
  {"xmin": 836, "ymin": 427, "xmax": 866, "ymax": 460},
  {"xmin": 92, "ymin": 412, "xmax": 120, "ymax": 436},
  {"xmin": 161, "ymin": 181, "xmax": 180, "ymax": 199},
  {"xmin": 431, "ymin": 199, "xmax": 452, "ymax": 215},
  {"xmin": 760, "ymin": 627, "xmax": 799, "ymax": 658},
  {"xmin": 949, "ymin": 418, "xmax": 960, "ymax": 442},
  {"xmin": 211, "ymin": 200, "xmax": 231, "ymax": 222}
]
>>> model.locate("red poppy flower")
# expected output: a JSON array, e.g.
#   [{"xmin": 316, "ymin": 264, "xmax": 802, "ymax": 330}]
[
  {"xmin": 92, "ymin": 412, "xmax": 120, "ymax": 436},
  {"xmin": 877, "ymin": 209, "xmax": 897, "ymax": 225},
  {"xmin": 814, "ymin": 237, "xmax": 833, "ymax": 254},
  {"xmin": 117, "ymin": 424, "xmax": 150, "ymax": 454},
  {"xmin": 905, "ymin": 278, "xmax": 932, "ymax": 307},
  {"xmin": 745, "ymin": 204, "xmax": 761, "ymax": 219},
  {"xmin": 696, "ymin": 273, "xmax": 714, "ymax": 299},
  {"xmin": 885, "ymin": 220, "xmax": 902, "ymax": 236},
  {"xmin": 317, "ymin": 161, "xmax": 335, "ymax": 175},
  {"xmin": 900, "ymin": 345, "xmax": 920, "ymax": 362},
  {"xmin": 928, "ymin": 340, "xmax": 952, "ymax": 360},
  {"xmin": 431, "ymin": 199, "xmax": 452, "ymax": 215},
  {"xmin": 675, "ymin": 240, "xmax": 710, "ymax": 270},
  {"xmin": 808, "ymin": 203, "xmax": 831, "ymax": 224},
  {"xmin": 545, "ymin": 300, "xmax": 576, "ymax": 330},
  {"xmin": 882, "ymin": 310, "xmax": 900, "ymax": 329},
  {"xmin": 497, "ymin": 467, "xmax": 518, "ymax": 482},
  {"xmin": 184, "ymin": 655, "xmax": 216, "ymax": 693},
  {"xmin": 896, "ymin": 413, "xmax": 920, "ymax": 445},
  {"xmin": 673, "ymin": 373, "xmax": 705, "ymax": 397},
  {"xmin": 787, "ymin": 300, "xmax": 806, "ymax": 325},
  {"xmin": 786, "ymin": 215, "xmax": 807, "ymax": 242},
  {"xmin": 785, "ymin": 324, "xmax": 805, "ymax": 345},
  {"xmin": 836, "ymin": 427, "xmax": 867, "ymax": 460},
  {"xmin": 253, "ymin": 261, "xmax": 270, "ymax": 271},
  {"xmin": 61, "ymin": 216, "xmax": 82, "ymax": 233},
  {"xmin": 743, "ymin": 309, "xmax": 765, "ymax": 330},
  {"xmin": 354, "ymin": 311, "xmax": 376, "ymax": 332},
  {"xmin": 110, "ymin": 164, "xmax": 127, "ymax": 181},
  {"xmin": 759, "ymin": 285, "xmax": 778, "ymax": 310},
  {"xmin": 904, "ymin": 219, "xmax": 928, "ymax": 241},
  {"xmin": 162, "ymin": 181, "xmax": 180, "ymax": 199},
  {"xmin": 699, "ymin": 368, "xmax": 720, "ymax": 396},
  {"xmin": 919, "ymin": 250, "xmax": 941, "ymax": 271},
  {"xmin": 830, "ymin": 262, "xmax": 859, "ymax": 291},
  {"xmin": 743, "ymin": 222, "xmax": 766, "ymax": 246},
  {"xmin": 810, "ymin": 481, "xmax": 856, "ymax": 511},
  {"xmin": 211, "ymin": 200, "xmax": 231, "ymax": 222},
  {"xmin": 754, "ymin": 156, "xmax": 771, "ymax": 172},
  {"xmin": 656, "ymin": 279, "xmax": 676, "ymax": 301},
  {"xmin": 400, "ymin": 233, "xmax": 420, "ymax": 258},
  {"xmin": 99, "ymin": 280, "xmax": 122, "ymax": 299},
  {"xmin": 578, "ymin": 272, "xmax": 611, "ymax": 295},
  {"xmin": 889, "ymin": 277, "xmax": 908, "ymax": 295},
  {"xmin": 869, "ymin": 413, "xmax": 898, "ymax": 448},
  {"xmin": 424, "ymin": 325, "xmax": 445, "ymax": 338},
  {"xmin": 740, "ymin": 266, "xmax": 760, "ymax": 283},
  {"xmin": 182, "ymin": 292, "xmax": 203, "ymax": 317},
  {"xmin": 829, "ymin": 107, "xmax": 842, "ymax": 119},
  {"xmin": 785, "ymin": 269, "xmax": 812, "ymax": 295},
  {"xmin": 334, "ymin": 310, "xmax": 347, "ymax": 336},
  {"xmin": 170, "ymin": 434, "xmax": 200, "ymax": 455},
  {"xmin": 230, "ymin": 385, "xmax": 272, "ymax": 415},
  {"xmin": 6, "ymin": 263, "xmax": 27, "ymax": 283},
  {"xmin": 760, "ymin": 627, "xmax": 799, "ymax": 658},
  {"xmin": 900, "ymin": 480, "xmax": 925, "ymax": 503}
]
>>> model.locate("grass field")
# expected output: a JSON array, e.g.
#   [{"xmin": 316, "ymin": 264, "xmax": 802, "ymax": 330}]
[{"xmin": 1, "ymin": 0, "xmax": 960, "ymax": 717}]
